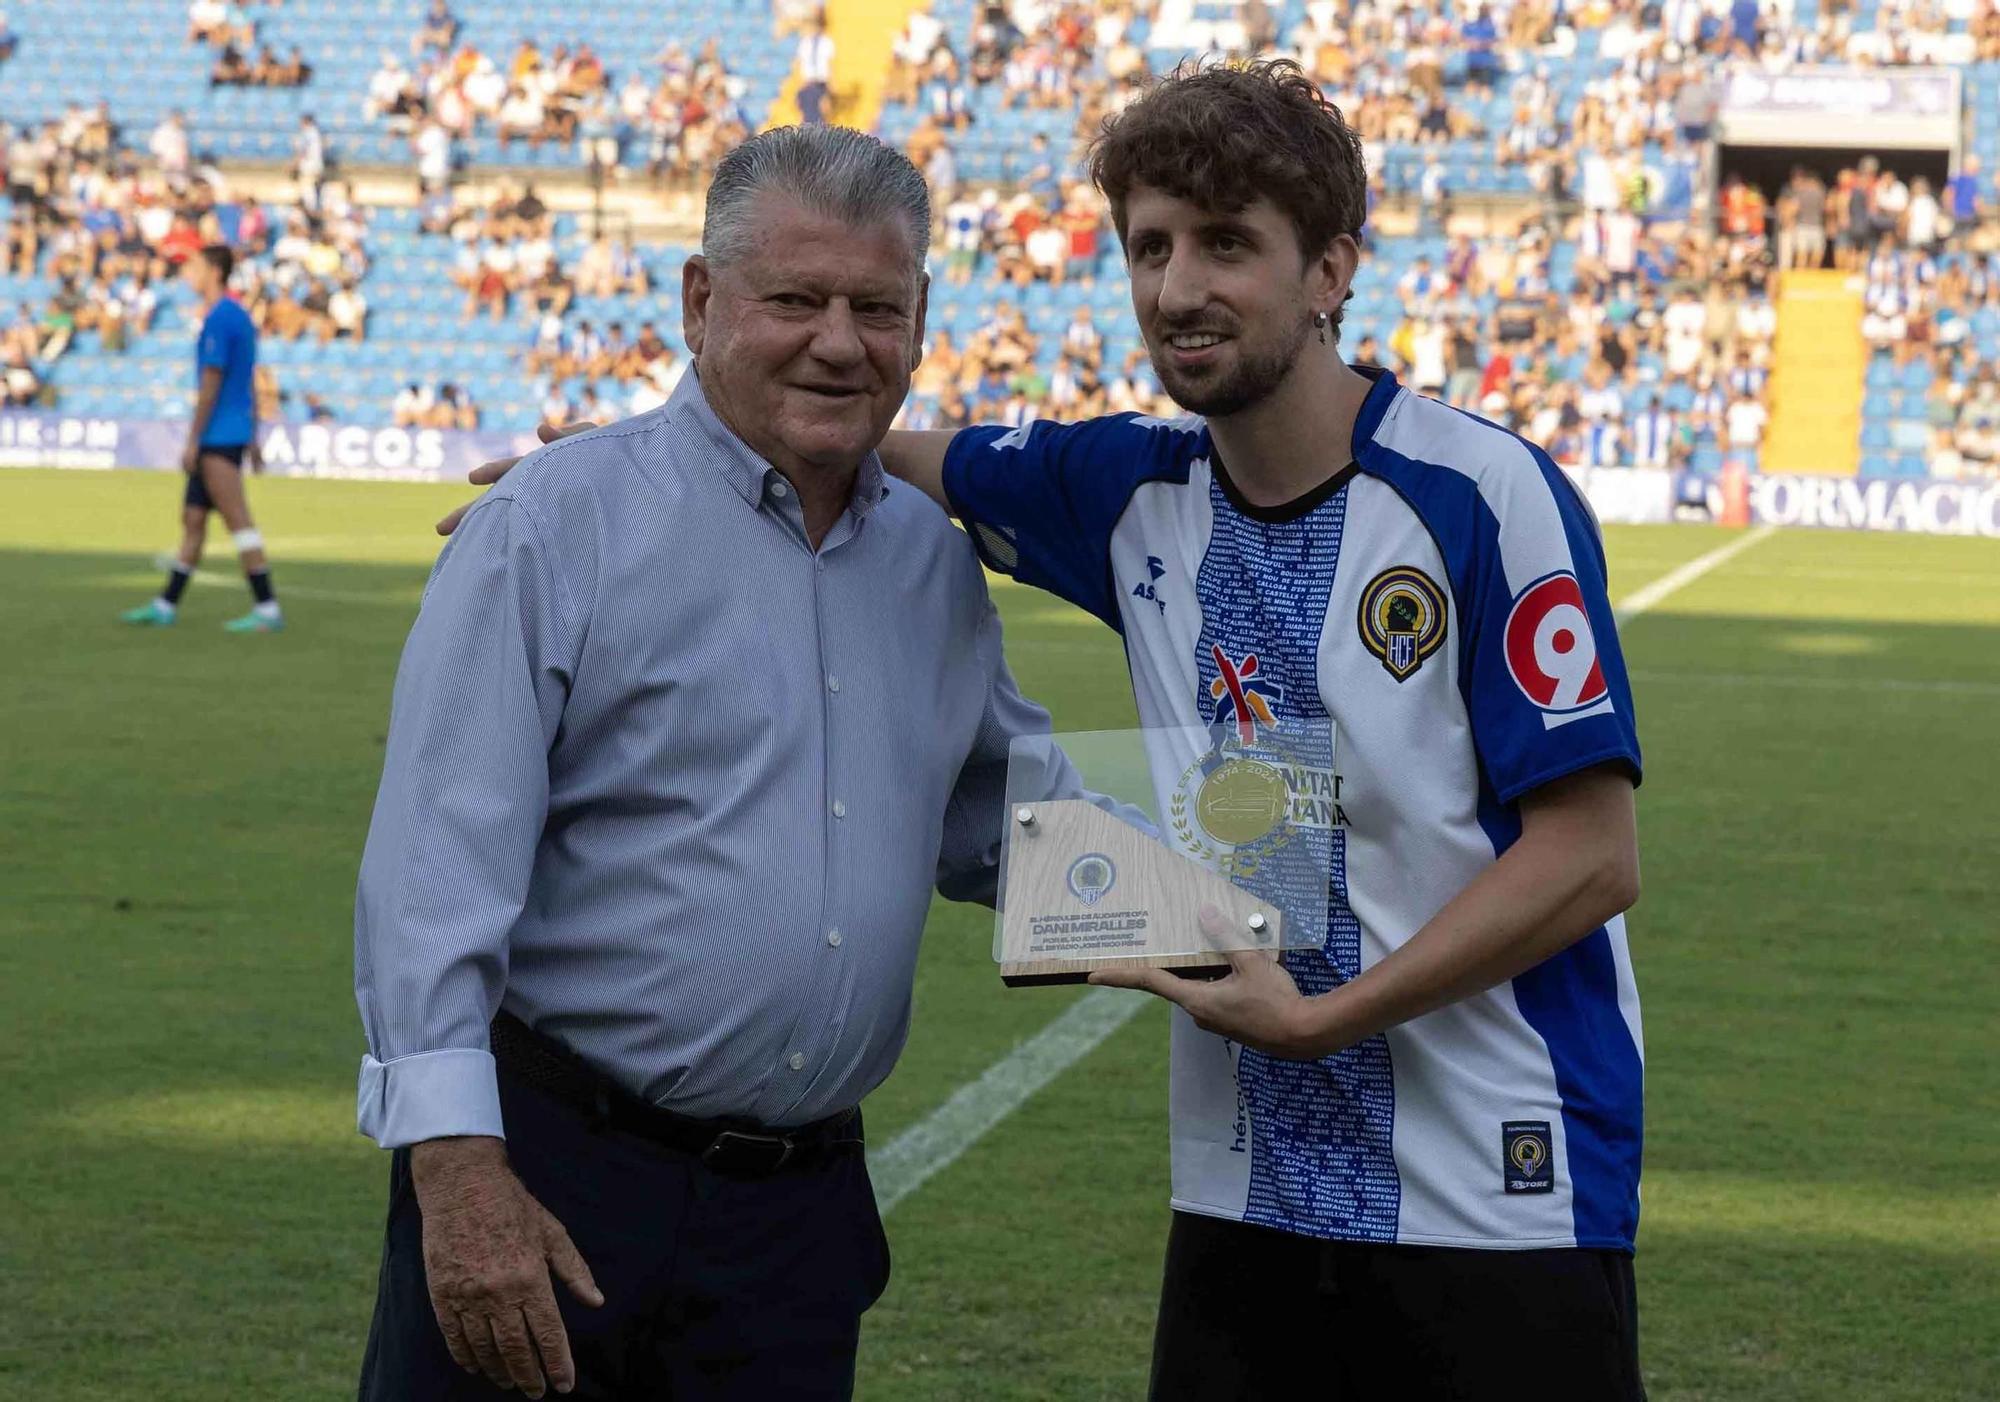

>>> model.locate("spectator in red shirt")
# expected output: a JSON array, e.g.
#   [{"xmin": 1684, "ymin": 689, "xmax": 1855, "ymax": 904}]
[
  {"xmin": 159, "ymin": 216, "xmax": 205, "ymax": 265},
  {"xmin": 1478, "ymin": 338, "xmax": 1516, "ymax": 403},
  {"xmin": 1060, "ymin": 194, "xmax": 1101, "ymax": 283}
]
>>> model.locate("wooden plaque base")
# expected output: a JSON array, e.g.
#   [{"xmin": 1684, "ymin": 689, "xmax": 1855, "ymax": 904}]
[{"xmin": 997, "ymin": 799, "xmax": 1283, "ymax": 987}]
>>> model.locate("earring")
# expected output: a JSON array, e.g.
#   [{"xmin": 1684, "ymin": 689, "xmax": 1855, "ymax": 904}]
[{"xmin": 1315, "ymin": 311, "xmax": 1329, "ymax": 345}]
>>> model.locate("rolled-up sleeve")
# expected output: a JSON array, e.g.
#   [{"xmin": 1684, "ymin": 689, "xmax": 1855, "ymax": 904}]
[{"xmin": 354, "ymin": 495, "xmax": 574, "ymax": 1148}]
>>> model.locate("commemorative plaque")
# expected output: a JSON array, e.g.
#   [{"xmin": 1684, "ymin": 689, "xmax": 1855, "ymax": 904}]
[{"xmin": 995, "ymin": 724, "xmax": 1333, "ymax": 987}]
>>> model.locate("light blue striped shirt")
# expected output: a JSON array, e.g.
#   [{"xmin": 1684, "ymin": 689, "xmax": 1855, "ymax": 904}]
[{"xmin": 355, "ymin": 371, "xmax": 1056, "ymax": 1147}]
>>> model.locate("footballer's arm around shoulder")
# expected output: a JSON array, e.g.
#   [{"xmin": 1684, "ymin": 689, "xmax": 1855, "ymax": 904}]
[{"xmin": 878, "ymin": 429, "xmax": 958, "ymax": 515}]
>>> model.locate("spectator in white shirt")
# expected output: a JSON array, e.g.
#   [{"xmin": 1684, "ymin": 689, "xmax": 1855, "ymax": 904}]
[
  {"xmin": 294, "ymin": 115, "xmax": 326, "ymax": 191},
  {"xmin": 464, "ymin": 57, "xmax": 508, "ymax": 118},
  {"xmin": 1725, "ymin": 392, "xmax": 1769, "ymax": 454},
  {"xmin": 448, "ymin": 233, "xmax": 483, "ymax": 292},
  {"xmin": 525, "ymin": 310, "xmax": 566, "ymax": 371},
  {"xmin": 1862, "ymin": 290, "xmax": 1908, "ymax": 354},
  {"xmin": 795, "ymin": 18, "xmax": 835, "ymax": 125},
  {"xmin": 187, "ymin": 0, "xmax": 226, "ymax": 44},
  {"xmin": 498, "ymin": 86, "xmax": 544, "ymax": 145},
  {"xmin": 393, "ymin": 381, "xmax": 434, "ymax": 427},
  {"xmin": 630, "ymin": 355, "xmax": 682, "ymax": 415},
  {"xmin": 1735, "ymin": 293, "xmax": 1777, "ymax": 344},
  {"xmin": 889, "ymin": 11, "xmax": 943, "ymax": 101},
  {"xmin": 330, "ymin": 282, "xmax": 367, "ymax": 341},
  {"xmin": 1409, "ymin": 317, "xmax": 1449, "ymax": 395},
  {"xmin": 414, "ymin": 119, "xmax": 452, "ymax": 191},
  {"xmin": 516, "ymin": 232, "xmax": 554, "ymax": 283},
  {"xmin": 573, "ymin": 236, "xmax": 618, "ymax": 298},
  {"xmin": 150, "ymin": 112, "xmax": 191, "ymax": 181},
  {"xmin": 1905, "ymin": 177, "xmax": 1941, "ymax": 251},
  {"xmin": 1664, "ymin": 292, "xmax": 1708, "ymax": 380},
  {"xmin": 1026, "ymin": 222, "xmax": 1067, "ymax": 284},
  {"xmin": 366, "ymin": 55, "xmax": 413, "ymax": 123}
]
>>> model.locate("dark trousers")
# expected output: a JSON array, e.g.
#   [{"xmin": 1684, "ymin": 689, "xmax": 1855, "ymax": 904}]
[
  {"xmin": 1150, "ymin": 1211, "xmax": 1644, "ymax": 1401},
  {"xmin": 358, "ymin": 1068, "xmax": 890, "ymax": 1400}
]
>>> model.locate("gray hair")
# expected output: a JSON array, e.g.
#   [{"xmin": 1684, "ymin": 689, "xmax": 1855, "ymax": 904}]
[{"xmin": 702, "ymin": 125, "xmax": 931, "ymax": 278}]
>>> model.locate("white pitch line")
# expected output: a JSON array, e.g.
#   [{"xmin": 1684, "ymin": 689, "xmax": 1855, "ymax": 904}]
[
  {"xmin": 1613, "ymin": 524, "xmax": 1776, "ymax": 621},
  {"xmin": 872, "ymin": 525, "xmax": 1782, "ymax": 1217},
  {"xmin": 872, "ymin": 988, "xmax": 1146, "ymax": 1216}
]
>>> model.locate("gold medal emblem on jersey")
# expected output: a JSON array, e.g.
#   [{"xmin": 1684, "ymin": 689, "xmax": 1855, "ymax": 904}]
[
  {"xmin": 1192, "ymin": 758, "xmax": 1291, "ymax": 846},
  {"xmin": 1168, "ymin": 743, "xmax": 1305, "ymax": 881},
  {"xmin": 1357, "ymin": 566, "xmax": 1448, "ymax": 682}
]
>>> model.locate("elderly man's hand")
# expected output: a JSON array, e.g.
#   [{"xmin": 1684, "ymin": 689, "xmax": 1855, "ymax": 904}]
[
  {"xmin": 411, "ymin": 1136, "xmax": 604, "ymax": 1397},
  {"xmin": 435, "ymin": 421, "xmax": 599, "ymax": 535}
]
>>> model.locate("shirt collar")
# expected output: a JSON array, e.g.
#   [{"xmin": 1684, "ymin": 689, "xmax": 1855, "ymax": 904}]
[{"xmin": 664, "ymin": 366, "xmax": 889, "ymax": 520}]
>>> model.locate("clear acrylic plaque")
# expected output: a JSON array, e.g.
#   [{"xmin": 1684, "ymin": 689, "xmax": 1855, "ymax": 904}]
[{"xmin": 995, "ymin": 721, "xmax": 1334, "ymax": 986}]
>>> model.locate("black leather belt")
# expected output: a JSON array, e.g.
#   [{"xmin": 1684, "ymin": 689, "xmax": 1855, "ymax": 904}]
[{"xmin": 489, "ymin": 1010, "xmax": 861, "ymax": 1177}]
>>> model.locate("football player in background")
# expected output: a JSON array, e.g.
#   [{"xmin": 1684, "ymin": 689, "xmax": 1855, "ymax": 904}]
[{"xmin": 123, "ymin": 244, "xmax": 283, "ymax": 632}]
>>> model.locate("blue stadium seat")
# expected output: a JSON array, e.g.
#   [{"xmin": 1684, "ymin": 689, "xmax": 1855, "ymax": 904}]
[{"xmin": 1889, "ymin": 420, "xmax": 1931, "ymax": 452}]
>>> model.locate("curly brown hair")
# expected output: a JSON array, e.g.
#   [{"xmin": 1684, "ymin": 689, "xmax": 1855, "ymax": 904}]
[{"xmin": 1088, "ymin": 59, "xmax": 1368, "ymax": 333}]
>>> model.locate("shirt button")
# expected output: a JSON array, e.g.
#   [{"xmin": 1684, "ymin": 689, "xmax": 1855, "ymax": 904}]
[
  {"xmin": 769, "ymin": 480, "xmax": 789, "ymax": 498},
  {"xmin": 788, "ymin": 1052, "xmax": 806, "ymax": 1071},
  {"xmin": 827, "ymin": 675, "xmax": 841, "ymax": 693},
  {"xmin": 832, "ymin": 799, "xmax": 846, "ymax": 819},
  {"xmin": 827, "ymin": 929, "xmax": 843, "ymax": 948}
]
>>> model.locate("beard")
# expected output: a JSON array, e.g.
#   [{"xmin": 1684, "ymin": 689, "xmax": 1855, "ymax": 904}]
[{"xmin": 1153, "ymin": 308, "xmax": 1313, "ymax": 418}]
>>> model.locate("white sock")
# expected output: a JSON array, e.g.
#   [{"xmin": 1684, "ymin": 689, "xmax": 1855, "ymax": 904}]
[
  {"xmin": 154, "ymin": 597, "xmax": 177, "ymax": 617},
  {"xmin": 253, "ymin": 600, "xmax": 282, "ymax": 620}
]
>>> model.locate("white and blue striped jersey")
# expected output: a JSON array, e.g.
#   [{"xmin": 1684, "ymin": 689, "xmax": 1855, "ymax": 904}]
[{"xmin": 943, "ymin": 368, "xmax": 1646, "ymax": 1251}]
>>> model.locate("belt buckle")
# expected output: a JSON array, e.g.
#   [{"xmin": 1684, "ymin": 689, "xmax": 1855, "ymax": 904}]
[{"xmin": 702, "ymin": 1129, "xmax": 796, "ymax": 1176}]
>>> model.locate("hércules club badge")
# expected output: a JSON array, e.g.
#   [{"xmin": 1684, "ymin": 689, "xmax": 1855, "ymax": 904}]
[{"xmin": 1357, "ymin": 565, "xmax": 1448, "ymax": 682}]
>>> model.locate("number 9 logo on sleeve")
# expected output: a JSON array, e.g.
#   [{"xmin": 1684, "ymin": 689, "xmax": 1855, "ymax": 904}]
[{"xmin": 1504, "ymin": 572, "xmax": 1609, "ymax": 715}]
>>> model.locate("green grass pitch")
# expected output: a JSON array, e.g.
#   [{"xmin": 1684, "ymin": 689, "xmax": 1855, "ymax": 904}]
[{"xmin": 2, "ymin": 467, "xmax": 1996, "ymax": 1400}]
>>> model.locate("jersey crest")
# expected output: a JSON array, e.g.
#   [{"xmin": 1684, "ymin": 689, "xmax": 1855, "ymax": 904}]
[{"xmin": 1356, "ymin": 566, "xmax": 1448, "ymax": 681}]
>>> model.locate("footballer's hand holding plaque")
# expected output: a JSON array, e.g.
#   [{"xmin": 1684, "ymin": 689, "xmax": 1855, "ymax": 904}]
[{"xmin": 995, "ymin": 726, "xmax": 1331, "ymax": 987}]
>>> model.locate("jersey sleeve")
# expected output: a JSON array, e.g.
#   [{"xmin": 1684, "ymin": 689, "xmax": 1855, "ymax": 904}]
[
  {"xmin": 1461, "ymin": 451, "xmax": 1643, "ymax": 805},
  {"xmin": 941, "ymin": 414, "xmax": 1191, "ymax": 630},
  {"xmin": 197, "ymin": 308, "xmax": 243, "ymax": 374}
]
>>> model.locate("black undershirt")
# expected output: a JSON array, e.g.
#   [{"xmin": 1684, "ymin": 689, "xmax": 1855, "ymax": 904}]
[{"xmin": 1208, "ymin": 451, "xmax": 1360, "ymax": 523}]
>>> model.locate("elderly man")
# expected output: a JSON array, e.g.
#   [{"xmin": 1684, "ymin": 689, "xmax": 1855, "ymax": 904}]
[{"xmin": 355, "ymin": 126, "xmax": 1057, "ymax": 1400}]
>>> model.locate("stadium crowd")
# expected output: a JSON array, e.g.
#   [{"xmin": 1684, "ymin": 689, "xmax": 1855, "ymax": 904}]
[
  {"xmin": 0, "ymin": 0, "xmax": 1998, "ymax": 483},
  {"xmin": 407, "ymin": 178, "xmax": 679, "ymax": 422},
  {"xmin": 869, "ymin": 0, "xmax": 2000, "ymax": 480},
  {"xmin": 3, "ymin": 104, "xmax": 168, "ymax": 406},
  {"xmin": 364, "ymin": 4, "xmax": 754, "ymax": 189}
]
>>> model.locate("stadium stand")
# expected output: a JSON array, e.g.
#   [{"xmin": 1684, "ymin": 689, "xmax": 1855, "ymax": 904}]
[
  {"xmin": 0, "ymin": 0, "xmax": 1995, "ymax": 482},
  {"xmin": 2, "ymin": 0, "xmax": 784, "ymax": 171}
]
